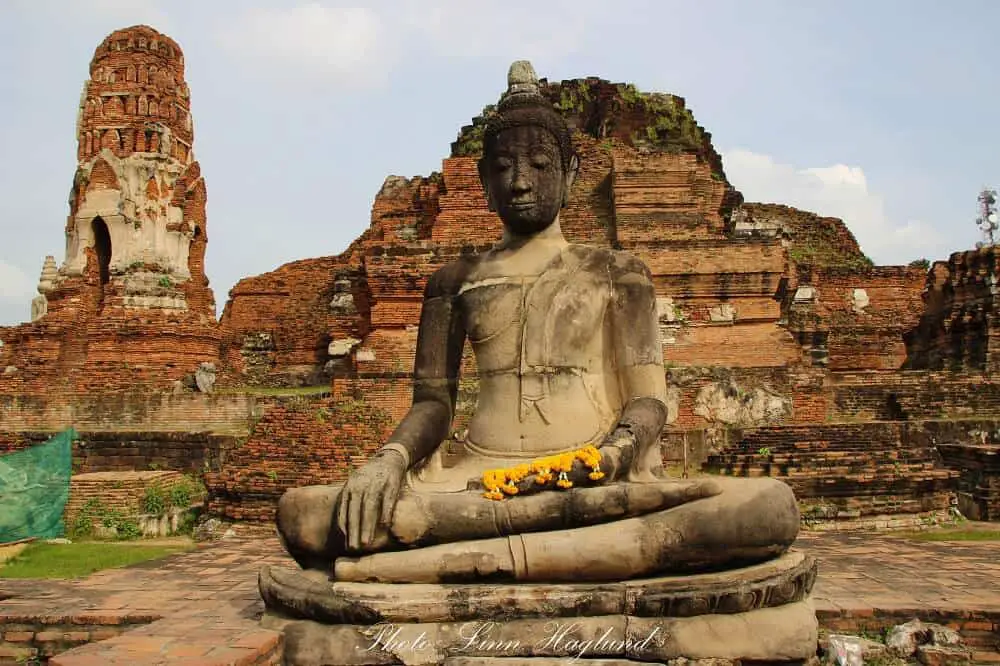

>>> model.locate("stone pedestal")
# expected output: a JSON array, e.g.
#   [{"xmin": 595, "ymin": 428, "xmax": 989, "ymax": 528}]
[{"xmin": 260, "ymin": 550, "xmax": 818, "ymax": 665}]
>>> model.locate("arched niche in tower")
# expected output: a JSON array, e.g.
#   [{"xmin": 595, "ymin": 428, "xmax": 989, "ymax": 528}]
[{"xmin": 92, "ymin": 217, "xmax": 112, "ymax": 286}]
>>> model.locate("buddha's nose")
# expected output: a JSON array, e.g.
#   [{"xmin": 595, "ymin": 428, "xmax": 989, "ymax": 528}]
[{"xmin": 511, "ymin": 169, "xmax": 531, "ymax": 194}]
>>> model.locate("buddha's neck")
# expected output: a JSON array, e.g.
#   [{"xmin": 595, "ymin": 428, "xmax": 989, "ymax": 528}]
[{"xmin": 498, "ymin": 217, "xmax": 569, "ymax": 255}]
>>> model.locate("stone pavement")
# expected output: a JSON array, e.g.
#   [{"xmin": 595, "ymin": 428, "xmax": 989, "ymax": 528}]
[
  {"xmin": 0, "ymin": 528, "xmax": 998, "ymax": 664},
  {"xmin": 800, "ymin": 529, "xmax": 1000, "ymax": 615}
]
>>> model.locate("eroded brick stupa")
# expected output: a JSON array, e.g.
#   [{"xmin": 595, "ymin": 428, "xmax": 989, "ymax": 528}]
[{"xmin": 0, "ymin": 25, "xmax": 219, "ymax": 395}]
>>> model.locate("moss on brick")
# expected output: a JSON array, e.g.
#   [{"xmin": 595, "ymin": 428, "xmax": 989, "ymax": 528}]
[{"xmin": 450, "ymin": 79, "xmax": 728, "ymax": 183}]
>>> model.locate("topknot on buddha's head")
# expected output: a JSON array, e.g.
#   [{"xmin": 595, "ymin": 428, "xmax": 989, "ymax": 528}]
[{"xmin": 482, "ymin": 60, "xmax": 575, "ymax": 169}]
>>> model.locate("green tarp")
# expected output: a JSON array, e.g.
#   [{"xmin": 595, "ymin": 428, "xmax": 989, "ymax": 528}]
[{"xmin": 0, "ymin": 428, "xmax": 75, "ymax": 543}]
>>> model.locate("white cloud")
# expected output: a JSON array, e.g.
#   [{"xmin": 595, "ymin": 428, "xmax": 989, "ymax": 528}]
[
  {"xmin": 397, "ymin": 0, "xmax": 592, "ymax": 61},
  {"xmin": 216, "ymin": 4, "xmax": 388, "ymax": 86},
  {"xmin": 723, "ymin": 149, "xmax": 947, "ymax": 264},
  {"xmin": 0, "ymin": 261, "xmax": 36, "ymax": 326},
  {"xmin": 215, "ymin": 1, "xmax": 594, "ymax": 85}
]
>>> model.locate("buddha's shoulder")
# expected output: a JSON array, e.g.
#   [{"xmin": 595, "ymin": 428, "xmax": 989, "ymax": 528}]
[
  {"xmin": 424, "ymin": 254, "xmax": 484, "ymax": 297},
  {"xmin": 565, "ymin": 244, "xmax": 653, "ymax": 281}
]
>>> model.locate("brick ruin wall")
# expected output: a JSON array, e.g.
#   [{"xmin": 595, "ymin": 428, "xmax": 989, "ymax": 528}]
[
  {"xmin": 0, "ymin": 392, "xmax": 257, "ymax": 434},
  {"xmin": 0, "ymin": 430, "xmax": 238, "ymax": 476},
  {"xmin": 62, "ymin": 470, "xmax": 192, "ymax": 532},
  {"xmin": 205, "ymin": 396, "xmax": 395, "ymax": 521},
  {"xmin": 906, "ymin": 247, "xmax": 1000, "ymax": 372},
  {"xmin": 703, "ymin": 420, "xmax": 1000, "ymax": 519},
  {"xmin": 939, "ymin": 439, "xmax": 1000, "ymax": 521}
]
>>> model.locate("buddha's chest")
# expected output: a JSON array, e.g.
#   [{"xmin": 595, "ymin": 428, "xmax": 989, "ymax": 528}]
[{"xmin": 458, "ymin": 268, "xmax": 611, "ymax": 370}]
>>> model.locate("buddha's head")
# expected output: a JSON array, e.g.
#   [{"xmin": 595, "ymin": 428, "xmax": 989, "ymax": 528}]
[{"xmin": 479, "ymin": 61, "xmax": 579, "ymax": 236}]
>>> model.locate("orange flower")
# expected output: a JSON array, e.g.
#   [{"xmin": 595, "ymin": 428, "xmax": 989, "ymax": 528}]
[{"xmin": 481, "ymin": 445, "xmax": 603, "ymax": 500}]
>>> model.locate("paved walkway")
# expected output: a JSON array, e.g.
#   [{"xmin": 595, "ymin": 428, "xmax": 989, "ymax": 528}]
[
  {"xmin": 800, "ymin": 530, "xmax": 1000, "ymax": 615},
  {"xmin": 1, "ymin": 529, "xmax": 999, "ymax": 663}
]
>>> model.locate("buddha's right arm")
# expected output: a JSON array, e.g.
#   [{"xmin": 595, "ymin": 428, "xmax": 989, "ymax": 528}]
[{"xmin": 379, "ymin": 268, "xmax": 466, "ymax": 469}]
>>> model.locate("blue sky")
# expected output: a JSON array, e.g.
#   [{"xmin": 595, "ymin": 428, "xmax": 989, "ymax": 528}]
[{"xmin": 1, "ymin": 0, "xmax": 996, "ymax": 325}]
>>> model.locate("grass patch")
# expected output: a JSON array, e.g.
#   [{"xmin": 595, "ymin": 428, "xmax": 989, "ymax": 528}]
[
  {"xmin": 898, "ymin": 528, "xmax": 1000, "ymax": 542},
  {"xmin": 0, "ymin": 540, "xmax": 195, "ymax": 579}
]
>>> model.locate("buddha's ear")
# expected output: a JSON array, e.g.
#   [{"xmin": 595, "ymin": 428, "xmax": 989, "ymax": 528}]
[
  {"xmin": 562, "ymin": 154, "xmax": 579, "ymax": 207},
  {"xmin": 477, "ymin": 157, "xmax": 496, "ymax": 212}
]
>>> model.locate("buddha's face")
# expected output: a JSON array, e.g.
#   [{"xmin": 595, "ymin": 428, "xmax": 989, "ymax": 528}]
[{"xmin": 479, "ymin": 125, "xmax": 577, "ymax": 236}]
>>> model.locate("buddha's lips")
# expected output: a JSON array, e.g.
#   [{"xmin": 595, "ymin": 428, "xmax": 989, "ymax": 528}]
[{"xmin": 510, "ymin": 201, "xmax": 535, "ymax": 210}]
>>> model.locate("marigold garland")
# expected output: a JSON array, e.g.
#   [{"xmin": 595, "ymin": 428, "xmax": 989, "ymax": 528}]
[{"xmin": 482, "ymin": 445, "xmax": 605, "ymax": 500}]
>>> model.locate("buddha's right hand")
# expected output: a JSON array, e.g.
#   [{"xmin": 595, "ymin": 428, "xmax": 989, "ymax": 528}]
[{"xmin": 336, "ymin": 449, "xmax": 408, "ymax": 552}]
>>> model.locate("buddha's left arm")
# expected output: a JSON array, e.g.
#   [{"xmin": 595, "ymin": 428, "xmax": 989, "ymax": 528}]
[{"xmin": 603, "ymin": 253, "xmax": 670, "ymax": 479}]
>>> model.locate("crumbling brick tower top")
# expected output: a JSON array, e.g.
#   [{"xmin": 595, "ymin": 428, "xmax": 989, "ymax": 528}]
[
  {"xmin": 62, "ymin": 25, "xmax": 208, "ymax": 303},
  {"xmin": 80, "ymin": 25, "xmax": 192, "ymax": 163},
  {"xmin": 0, "ymin": 25, "xmax": 219, "ymax": 394}
]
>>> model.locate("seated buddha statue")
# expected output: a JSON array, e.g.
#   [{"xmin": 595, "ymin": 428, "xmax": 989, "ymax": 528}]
[{"xmin": 274, "ymin": 61, "xmax": 800, "ymax": 585}]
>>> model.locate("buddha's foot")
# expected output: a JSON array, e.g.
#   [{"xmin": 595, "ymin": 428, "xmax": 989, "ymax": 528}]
[
  {"xmin": 260, "ymin": 551, "xmax": 819, "ymax": 665},
  {"xmin": 338, "ymin": 476, "xmax": 798, "ymax": 584}
]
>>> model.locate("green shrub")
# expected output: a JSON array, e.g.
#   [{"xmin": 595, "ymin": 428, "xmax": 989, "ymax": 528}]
[
  {"xmin": 142, "ymin": 484, "xmax": 167, "ymax": 516},
  {"xmin": 169, "ymin": 475, "xmax": 205, "ymax": 509},
  {"xmin": 70, "ymin": 498, "xmax": 103, "ymax": 538}
]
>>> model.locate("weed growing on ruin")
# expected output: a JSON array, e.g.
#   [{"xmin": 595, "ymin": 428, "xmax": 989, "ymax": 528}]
[
  {"xmin": 142, "ymin": 484, "xmax": 167, "ymax": 516},
  {"xmin": 157, "ymin": 276, "xmax": 172, "ymax": 288},
  {"xmin": 171, "ymin": 475, "xmax": 204, "ymax": 509},
  {"xmin": 70, "ymin": 499, "xmax": 142, "ymax": 541},
  {"xmin": 143, "ymin": 475, "xmax": 204, "ymax": 516},
  {"xmin": 618, "ymin": 83, "xmax": 641, "ymax": 106},
  {"xmin": 756, "ymin": 446, "xmax": 772, "ymax": 459}
]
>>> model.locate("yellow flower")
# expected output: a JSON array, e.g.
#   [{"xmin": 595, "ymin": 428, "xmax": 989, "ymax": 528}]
[{"xmin": 481, "ymin": 445, "xmax": 604, "ymax": 500}]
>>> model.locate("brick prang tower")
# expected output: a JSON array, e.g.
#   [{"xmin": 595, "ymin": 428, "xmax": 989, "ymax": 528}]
[{"xmin": 2, "ymin": 25, "xmax": 220, "ymax": 394}]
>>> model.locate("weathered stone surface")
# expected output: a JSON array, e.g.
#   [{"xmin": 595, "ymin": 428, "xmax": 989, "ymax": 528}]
[
  {"xmin": 887, "ymin": 618, "xmax": 963, "ymax": 657},
  {"xmin": 851, "ymin": 288, "xmax": 870, "ymax": 314},
  {"xmin": 915, "ymin": 645, "xmax": 973, "ymax": 666},
  {"xmin": 194, "ymin": 362, "xmax": 216, "ymax": 393},
  {"xmin": 824, "ymin": 633, "xmax": 887, "ymax": 665},
  {"xmin": 261, "ymin": 551, "xmax": 816, "ymax": 625},
  {"xmin": 692, "ymin": 381, "xmax": 791, "ymax": 427},
  {"xmin": 264, "ymin": 600, "xmax": 818, "ymax": 665}
]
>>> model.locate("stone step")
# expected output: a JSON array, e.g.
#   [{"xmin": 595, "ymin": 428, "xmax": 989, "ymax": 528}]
[
  {"xmin": 710, "ymin": 450, "xmax": 939, "ymax": 465},
  {"xmin": 734, "ymin": 440, "xmax": 914, "ymax": 453},
  {"xmin": 708, "ymin": 460, "xmax": 955, "ymax": 476},
  {"xmin": 707, "ymin": 467, "xmax": 957, "ymax": 489},
  {"xmin": 706, "ymin": 458, "xmax": 942, "ymax": 475}
]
